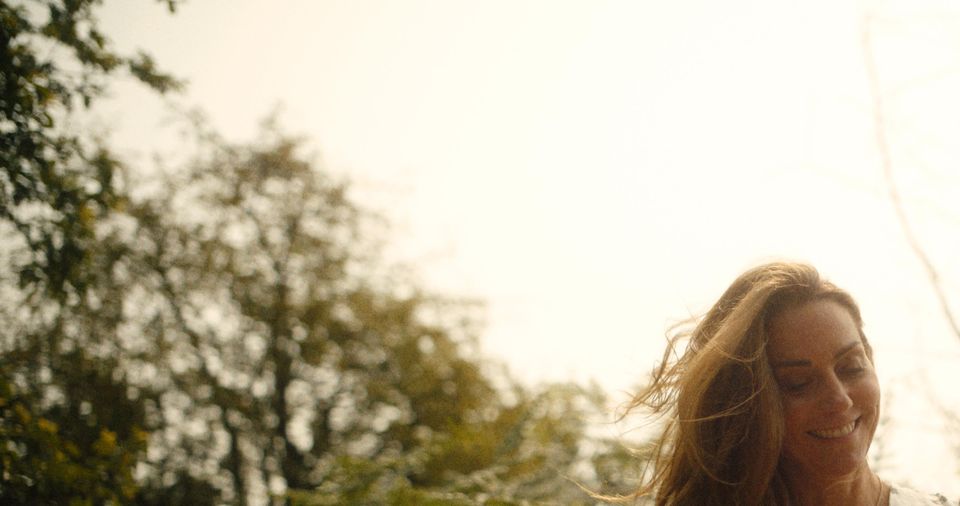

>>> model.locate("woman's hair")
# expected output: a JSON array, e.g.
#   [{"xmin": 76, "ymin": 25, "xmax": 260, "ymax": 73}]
[{"xmin": 611, "ymin": 262, "xmax": 870, "ymax": 506}]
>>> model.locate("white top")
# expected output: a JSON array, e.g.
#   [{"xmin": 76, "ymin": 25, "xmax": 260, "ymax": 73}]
[{"xmin": 889, "ymin": 484, "xmax": 956, "ymax": 506}]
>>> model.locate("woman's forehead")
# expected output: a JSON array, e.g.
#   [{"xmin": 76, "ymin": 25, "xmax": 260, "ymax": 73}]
[{"xmin": 766, "ymin": 299, "xmax": 862, "ymax": 360}]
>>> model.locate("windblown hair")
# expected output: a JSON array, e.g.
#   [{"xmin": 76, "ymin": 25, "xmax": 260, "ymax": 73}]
[{"xmin": 610, "ymin": 262, "xmax": 870, "ymax": 506}]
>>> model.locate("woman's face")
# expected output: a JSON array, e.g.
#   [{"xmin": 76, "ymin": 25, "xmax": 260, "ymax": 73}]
[{"xmin": 766, "ymin": 299, "xmax": 880, "ymax": 482}]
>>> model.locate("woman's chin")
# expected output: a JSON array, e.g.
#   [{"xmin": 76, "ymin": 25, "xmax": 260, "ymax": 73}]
[{"xmin": 781, "ymin": 454, "xmax": 871, "ymax": 483}]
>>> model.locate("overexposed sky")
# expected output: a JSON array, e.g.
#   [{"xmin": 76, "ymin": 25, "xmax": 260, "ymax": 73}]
[{"xmin": 98, "ymin": 0, "xmax": 959, "ymax": 494}]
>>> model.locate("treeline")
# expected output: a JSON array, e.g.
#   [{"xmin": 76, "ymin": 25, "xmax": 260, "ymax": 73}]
[{"xmin": 0, "ymin": 1, "xmax": 639, "ymax": 504}]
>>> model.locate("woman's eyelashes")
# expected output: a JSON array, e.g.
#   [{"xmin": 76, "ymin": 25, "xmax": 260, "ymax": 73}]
[
  {"xmin": 778, "ymin": 361, "xmax": 867, "ymax": 394},
  {"xmin": 779, "ymin": 376, "xmax": 812, "ymax": 393},
  {"xmin": 840, "ymin": 365, "xmax": 865, "ymax": 377},
  {"xmin": 838, "ymin": 355, "xmax": 868, "ymax": 378}
]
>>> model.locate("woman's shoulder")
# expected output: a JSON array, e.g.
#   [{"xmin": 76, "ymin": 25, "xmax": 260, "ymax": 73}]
[{"xmin": 889, "ymin": 484, "xmax": 957, "ymax": 506}]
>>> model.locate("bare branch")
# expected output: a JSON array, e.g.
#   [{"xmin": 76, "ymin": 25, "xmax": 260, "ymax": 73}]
[{"xmin": 861, "ymin": 13, "xmax": 960, "ymax": 341}]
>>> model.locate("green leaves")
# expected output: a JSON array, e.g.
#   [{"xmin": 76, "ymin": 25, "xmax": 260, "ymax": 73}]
[
  {"xmin": 1, "ymin": 0, "xmax": 180, "ymax": 298},
  {"xmin": 0, "ymin": 377, "xmax": 146, "ymax": 505},
  {"xmin": 128, "ymin": 50, "xmax": 182, "ymax": 94},
  {"xmin": 1, "ymin": 2, "xmax": 181, "ymax": 503}
]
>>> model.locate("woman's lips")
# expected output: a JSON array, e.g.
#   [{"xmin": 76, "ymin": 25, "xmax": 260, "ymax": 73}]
[{"xmin": 808, "ymin": 418, "xmax": 859, "ymax": 439}]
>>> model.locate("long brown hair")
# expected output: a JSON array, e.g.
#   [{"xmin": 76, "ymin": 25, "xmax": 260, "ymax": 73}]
[{"xmin": 610, "ymin": 262, "xmax": 870, "ymax": 506}]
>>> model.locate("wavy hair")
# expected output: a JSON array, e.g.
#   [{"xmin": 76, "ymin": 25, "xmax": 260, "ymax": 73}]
[{"xmin": 607, "ymin": 262, "xmax": 870, "ymax": 506}]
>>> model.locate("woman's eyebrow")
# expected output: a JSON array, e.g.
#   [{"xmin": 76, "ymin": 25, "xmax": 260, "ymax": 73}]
[
  {"xmin": 772, "ymin": 358, "xmax": 810, "ymax": 369},
  {"xmin": 772, "ymin": 341, "xmax": 862, "ymax": 369}
]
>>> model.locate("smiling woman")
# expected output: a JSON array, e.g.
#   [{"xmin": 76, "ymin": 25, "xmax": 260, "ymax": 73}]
[
  {"xmin": 767, "ymin": 297, "xmax": 881, "ymax": 494},
  {"xmin": 605, "ymin": 262, "xmax": 952, "ymax": 506}
]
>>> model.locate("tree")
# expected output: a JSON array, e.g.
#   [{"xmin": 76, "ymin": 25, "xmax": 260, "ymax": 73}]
[
  {"xmin": 290, "ymin": 380, "xmax": 633, "ymax": 505},
  {"xmin": 0, "ymin": 373, "xmax": 148, "ymax": 504},
  {"xmin": 114, "ymin": 119, "xmax": 632, "ymax": 504},
  {"xmin": 107, "ymin": 121, "xmax": 505, "ymax": 503},
  {"xmin": 1, "ymin": 0, "xmax": 180, "ymax": 296},
  {"xmin": 1, "ymin": 1, "xmax": 183, "ymax": 503}
]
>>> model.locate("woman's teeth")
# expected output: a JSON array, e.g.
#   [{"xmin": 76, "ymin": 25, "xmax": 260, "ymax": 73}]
[{"xmin": 809, "ymin": 420, "xmax": 857, "ymax": 439}]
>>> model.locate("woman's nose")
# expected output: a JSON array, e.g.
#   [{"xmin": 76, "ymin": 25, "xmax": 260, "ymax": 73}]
[{"xmin": 820, "ymin": 374, "xmax": 854, "ymax": 412}]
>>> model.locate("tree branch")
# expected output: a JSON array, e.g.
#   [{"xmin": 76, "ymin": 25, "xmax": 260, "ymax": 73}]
[{"xmin": 861, "ymin": 13, "xmax": 960, "ymax": 341}]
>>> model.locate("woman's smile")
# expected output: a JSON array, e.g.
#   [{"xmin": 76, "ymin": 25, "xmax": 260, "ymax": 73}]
[{"xmin": 808, "ymin": 417, "xmax": 859, "ymax": 439}]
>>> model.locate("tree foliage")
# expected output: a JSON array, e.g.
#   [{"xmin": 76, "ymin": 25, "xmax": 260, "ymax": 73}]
[
  {"xmin": 120, "ymin": 123, "xmax": 632, "ymax": 504},
  {"xmin": 0, "ymin": 374, "xmax": 146, "ymax": 505},
  {"xmin": 291, "ymin": 381, "xmax": 633, "ymax": 505},
  {"xmin": 1, "ymin": 0, "xmax": 180, "ymax": 297},
  {"xmin": 1, "ymin": 1, "xmax": 180, "ymax": 503},
  {"xmin": 124, "ymin": 124, "xmax": 502, "ymax": 502}
]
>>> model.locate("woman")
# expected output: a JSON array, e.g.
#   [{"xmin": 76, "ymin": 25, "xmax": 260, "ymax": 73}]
[{"xmin": 614, "ymin": 262, "xmax": 951, "ymax": 505}]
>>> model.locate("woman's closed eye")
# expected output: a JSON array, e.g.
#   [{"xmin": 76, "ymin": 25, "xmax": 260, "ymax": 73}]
[
  {"xmin": 839, "ymin": 365, "xmax": 865, "ymax": 378},
  {"xmin": 779, "ymin": 377, "xmax": 812, "ymax": 393},
  {"xmin": 838, "ymin": 356, "xmax": 868, "ymax": 378}
]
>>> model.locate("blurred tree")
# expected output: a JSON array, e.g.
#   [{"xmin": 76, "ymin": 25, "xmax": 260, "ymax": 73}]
[
  {"xmin": 0, "ymin": 167, "xmax": 182, "ymax": 504},
  {"xmin": 1, "ymin": 0, "xmax": 181, "ymax": 296},
  {"xmin": 117, "ymin": 120, "xmax": 637, "ymax": 505},
  {"xmin": 1, "ymin": 1, "xmax": 182, "ymax": 503},
  {"xmin": 288, "ymin": 381, "xmax": 639, "ymax": 506},
  {"xmin": 117, "ymin": 121, "xmax": 502, "ymax": 504},
  {"xmin": 0, "ymin": 373, "xmax": 147, "ymax": 504}
]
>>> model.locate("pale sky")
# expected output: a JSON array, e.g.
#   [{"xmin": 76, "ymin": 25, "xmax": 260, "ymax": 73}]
[{"xmin": 97, "ymin": 0, "xmax": 959, "ymax": 495}]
